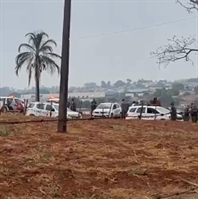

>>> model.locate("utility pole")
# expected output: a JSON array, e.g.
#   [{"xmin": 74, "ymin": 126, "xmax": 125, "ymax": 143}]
[{"xmin": 57, "ymin": 0, "xmax": 71, "ymax": 132}]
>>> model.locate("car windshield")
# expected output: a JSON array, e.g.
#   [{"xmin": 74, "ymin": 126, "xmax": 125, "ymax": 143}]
[
  {"xmin": 27, "ymin": 103, "xmax": 35, "ymax": 108},
  {"xmin": 97, "ymin": 103, "xmax": 111, "ymax": 109},
  {"xmin": 15, "ymin": 99, "xmax": 24, "ymax": 104},
  {"xmin": 156, "ymin": 107, "xmax": 170, "ymax": 114}
]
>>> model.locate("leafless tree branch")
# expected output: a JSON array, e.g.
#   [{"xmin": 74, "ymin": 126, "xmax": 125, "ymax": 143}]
[
  {"xmin": 176, "ymin": 0, "xmax": 198, "ymax": 12},
  {"xmin": 151, "ymin": 36, "xmax": 198, "ymax": 67}
]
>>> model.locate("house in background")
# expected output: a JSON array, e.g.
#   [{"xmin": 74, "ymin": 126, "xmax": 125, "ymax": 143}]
[{"xmin": 125, "ymin": 88, "xmax": 150, "ymax": 97}]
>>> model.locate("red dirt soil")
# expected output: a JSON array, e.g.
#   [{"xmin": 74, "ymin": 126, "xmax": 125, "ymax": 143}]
[{"xmin": 0, "ymin": 114, "xmax": 198, "ymax": 198}]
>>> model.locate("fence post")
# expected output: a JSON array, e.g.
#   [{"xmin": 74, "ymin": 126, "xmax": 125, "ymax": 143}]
[
  {"xmin": 0, "ymin": 99, "xmax": 2, "ymax": 115},
  {"xmin": 139, "ymin": 101, "xmax": 143, "ymax": 119},
  {"xmin": 79, "ymin": 100, "xmax": 82, "ymax": 113},
  {"xmin": 2, "ymin": 99, "xmax": 5, "ymax": 113},
  {"xmin": 23, "ymin": 99, "xmax": 28, "ymax": 115},
  {"xmin": 108, "ymin": 103, "xmax": 113, "ymax": 118},
  {"xmin": 50, "ymin": 101, "xmax": 52, "ymax": 117}
]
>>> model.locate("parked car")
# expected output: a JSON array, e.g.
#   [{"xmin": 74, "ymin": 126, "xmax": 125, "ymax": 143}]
[
  {"xmin": 92, "ymin": 102, "xmax": 121, "ymax": 118},
  {"xmin": 126, "ymin": 105, "xmax": 183, "ymax": 120},
  {"xmin": 25, "ymin": 102, "xmax": 82, "ymax": 119},
  {"xmin": 0, "ymin": 96, "xmax": 24, "ymax": 112}
]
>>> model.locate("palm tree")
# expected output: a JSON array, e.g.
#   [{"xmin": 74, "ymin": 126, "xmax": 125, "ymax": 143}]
[{"xmin": 15, "ymin": 31, "xmax": 61, "ymax": 101}]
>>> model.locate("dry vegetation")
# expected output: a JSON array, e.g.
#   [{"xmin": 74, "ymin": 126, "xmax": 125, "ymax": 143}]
[{"xmin": 0, "ymin": 114, "xmax": 198, "ymax": 199}]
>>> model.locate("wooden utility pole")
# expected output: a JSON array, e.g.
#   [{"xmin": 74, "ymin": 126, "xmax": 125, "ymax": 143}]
[{"xmin": 57, "ymin": 0, "xmax": 71, "ymax": 132}]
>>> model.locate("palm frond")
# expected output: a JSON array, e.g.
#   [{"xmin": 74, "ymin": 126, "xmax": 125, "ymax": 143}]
[
  {"xmin": 25, "ymin": 31, "xmax": 48, "ymax": 51},
  {"xmin": 46, "ymin": 52, "xmax": 61, "ymax": 59},
  {"xmin": 40, "ymin": 55, "xmax": 60, "ymax": 74},
  {"xmin": 15, "ymin": 52, "xmax": 33, "ymax": 76},
  {"xmin": 25, "ymin": 32, "xmax": 36, "ymax": 39},
  {"xmin": 36, "ymin": 31, "xmax": 49, "ymax": 50},
  {"xmin": 40, "ymin": 39, "xmax": 57, "ymax": 49},
  {"xmin": 26, "ymin": 59, "xmax": 35, "ymax": 86},
  {"xmin": 25, "ymin": 32, "xmax": 37, "ymax": 48},
  {"xmin": 38, "ymin": 31, "xmax": 48, "ymax": 38},
  {"xmin": 40, "ymin": 45, "xmax": 53, "ymax": 53},
  {"xmin": 18, "ymin": 43, "xmax": 35, "ymax": 53}
]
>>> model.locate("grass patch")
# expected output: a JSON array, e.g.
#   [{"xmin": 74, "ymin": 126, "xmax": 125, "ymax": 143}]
[
  {"xmin": 112, "ymin": 125, "xmax": 126, "ymax": 131},
  {"xmin": 0, "ymin": 127, "xmax": 12, "ymax": 137}
]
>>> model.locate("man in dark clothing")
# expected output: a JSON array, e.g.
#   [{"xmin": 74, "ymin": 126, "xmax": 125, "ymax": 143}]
[
  {"xmin": 170, "ymin": 102, "xmax": 177, "ymax": 121},
  {"xmin": 132, "ymin": 101, "xmax": 136, "ymax": 106},
  {"xmin": 183, "ymin": 105, "xmax": 190, "ymax": 121},
  {"xmin": 90, "ymin": 99, "xmax": 97, "ymax": 117},
  {"xmin": 121, "ymin": 99, "xmax": 129, "ymax": 119},
  {"xmin": 67, "ymin": 101, "xmax": 70, "ymax": 108},
  {"xmin": 191, "ymin": 105, "xmax": 198, "ymax": 123},
  {"xmin": 70, "ymin": 98, "xmax": 76, "ymax": 111}
]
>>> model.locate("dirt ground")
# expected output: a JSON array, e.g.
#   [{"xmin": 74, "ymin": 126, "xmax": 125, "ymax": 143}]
[{"xmin": 0, "ymin": 114, "xmax": 198, "ymax": 199}]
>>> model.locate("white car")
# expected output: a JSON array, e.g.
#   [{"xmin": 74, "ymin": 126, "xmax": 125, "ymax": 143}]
[
  {"xmin": 0, "ymin": 97, "xmax": 24, "ymax": 112},
  {"xmin": 25, "ymin": 102, "xmax": 82, "ymax": 119},
  {"xmin": 92, "ymin": 102, "xmax": 121, "ymax": 118},
  {"xmin": 126, "ymin": 105, "xmax": 183, "ymax": 120}
]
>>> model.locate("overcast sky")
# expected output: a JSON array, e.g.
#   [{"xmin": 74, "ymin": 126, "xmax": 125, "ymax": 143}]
[{"xmin": 0, "ymin": 0, "xmax": 198, "ymax": 89}]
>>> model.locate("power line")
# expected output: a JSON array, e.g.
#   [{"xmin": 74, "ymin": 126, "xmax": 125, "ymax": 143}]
[
  {"xmin": 73, "ymin": 16, "xmax": 196, "ymax": 40},
  {"xmin": 1, "ymin": 0, "xmax": 183, "ymax": 2}
]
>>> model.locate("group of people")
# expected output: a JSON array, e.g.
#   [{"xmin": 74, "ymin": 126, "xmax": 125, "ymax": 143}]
[
  {"xmin": 183, "ymin": 103, "xmax": 198, "ymax": 123},
  {"xmin": 68, "ymin": 97, "xmax": 198, "ymax": 123},
  {"xmin": 167, "ymin": 102, "xmax": 198, "ymax": 123},
  {"xmin": 67, "ymin": 98, "xmax": 98, "ymax": 116}
]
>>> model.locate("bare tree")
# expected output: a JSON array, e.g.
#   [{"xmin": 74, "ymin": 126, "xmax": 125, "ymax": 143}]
[
  {"xmin": 152, "ymin": 0, "xmax": 198, "ymax": 67},
  {"xmin": 177, "ymin": 0, "xmax": 198, "ymax": 12},
  {"xmin": 151, "ymin": 36, "xmax": 197, "ymax": 67}
]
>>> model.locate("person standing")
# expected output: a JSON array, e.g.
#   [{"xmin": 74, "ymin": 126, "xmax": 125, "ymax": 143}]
[
  {"xmin": 170, "ymin": 102, "xmax": 177, "ymax": 121},
  {"xmin": 70, "ymin": 98, "xmax": 76, "ymax": 111},
  {"xmin": 132, "ymin": 101, "xmax": 136, "ymax": 106},
  {"xmin": 191, "ymin": 104, "xmax": 198, "ymax": 123},
  {"xmin": 90, "ymin": 98, "xmax": 97, "ymax": 117},
  {"xmin": 67, "ymin": 100, "xmax": 70, "ymax": 108},
  {"xmin": 183, "ymin": 105, "xmax": 190, "ymax": 121},
  {"xmin": 121, "ymin": 99, "xmax": 129, "ymax": 119}
]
